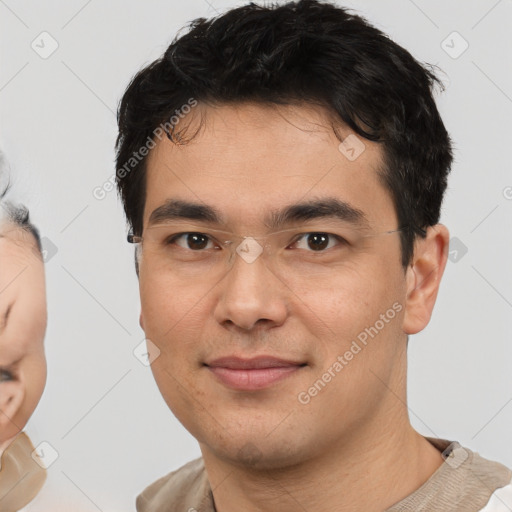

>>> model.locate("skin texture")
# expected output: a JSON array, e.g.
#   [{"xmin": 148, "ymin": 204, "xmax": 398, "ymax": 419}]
[
  {"xmin": 138, "ymin": 102, "xmax": 450, "ymax": 511},
  {"xmin": 0, "ymin": 221, "xmax": 47, "ymax": 453}
]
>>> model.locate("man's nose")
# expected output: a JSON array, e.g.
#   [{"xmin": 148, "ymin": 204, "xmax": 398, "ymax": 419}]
[{"xmin": 212, "ymin": 244, "xmax": 288, "ymax": 332}]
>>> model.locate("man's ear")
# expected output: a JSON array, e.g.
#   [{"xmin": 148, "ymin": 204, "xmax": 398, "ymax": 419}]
[
  {"xmin": 0, "ymin": 380, "xmax": 25, "ymax": 442},
  {"xmin": 402, "ymin": 224, "xmax": 450, "ymax": 335},
  {"xmin": 139, "ymin": 311, "xmax": 145, "ymax": 331}
]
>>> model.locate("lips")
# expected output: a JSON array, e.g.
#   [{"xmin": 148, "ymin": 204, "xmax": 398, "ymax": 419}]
[{"xmin": 205, "ymin": 356, "xmax": 306, "ymax": 391}]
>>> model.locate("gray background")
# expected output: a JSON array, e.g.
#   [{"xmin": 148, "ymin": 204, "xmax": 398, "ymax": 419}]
[{"xmin": 1, "ymin": 0, "xmax": 511, "ymax": 510}]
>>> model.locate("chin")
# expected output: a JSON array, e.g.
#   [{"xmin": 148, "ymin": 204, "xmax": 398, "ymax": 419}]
[{"xmin": 203, "ymin": 430, "xmax": 311, "ymax": 472}]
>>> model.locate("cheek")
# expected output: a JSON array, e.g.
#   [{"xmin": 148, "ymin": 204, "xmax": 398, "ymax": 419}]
[
  {"xmin": 139, "ymin": 273, "xmax": 213, "ymax": 359},
  {"xmin": 16, "ymin": 354, "xmax": 46, "ymax": 426},
  {"xmin": 301, "ymin": 266, "xmax": 393, "ymax": 324},
  {"xmin": 295, "ymin": 263, "xmax": 404, "ymax": 363}
]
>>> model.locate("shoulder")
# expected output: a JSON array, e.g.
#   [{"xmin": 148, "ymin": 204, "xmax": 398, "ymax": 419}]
[
  {"xmin": 387, "ymin": 438, "xmax": 512, "ymax": 512},
  {"xmin": 464, "ymin": 448, "xmax": 512, "ymax": 510},
  {"xmin": 433, "ymin": 439, "xmax": 512, "ymax": 511},
  {"xmin": 136, "ymin": 457, "xmax": 213, "ymax": 512}
]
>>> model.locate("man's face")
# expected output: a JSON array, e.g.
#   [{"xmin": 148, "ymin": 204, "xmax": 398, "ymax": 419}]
[
  {"xmin": 138, "ymin": 103, "xmax": 412, "ymax": 468},
  {"xmin": 0, "ymin": 223, "xmax": 47, "ymax": 446}
]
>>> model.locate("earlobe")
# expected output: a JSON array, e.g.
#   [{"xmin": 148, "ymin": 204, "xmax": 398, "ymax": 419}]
[
  {"xmin": 402, "ymin": 224, "xmax": 450, "ymax": 335},
  {"xmin": 139, "ymin": 311, "xmax": 145, "ymax": 331}
]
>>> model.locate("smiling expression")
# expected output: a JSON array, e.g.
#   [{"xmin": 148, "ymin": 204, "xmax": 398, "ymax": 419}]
[{"xmin": 137, "ymin": 102, "xmax": 415, "ymax": 469}]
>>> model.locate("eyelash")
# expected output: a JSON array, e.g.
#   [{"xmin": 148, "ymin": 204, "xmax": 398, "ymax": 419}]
[{"xmin": 291, "ymin": 233, "xmax": 348, "ymax": 250}]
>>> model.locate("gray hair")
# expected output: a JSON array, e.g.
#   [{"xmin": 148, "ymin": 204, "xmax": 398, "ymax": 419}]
[{"xmin": 0, "ymin": 181, "xmax": 42, "ymax": 253}]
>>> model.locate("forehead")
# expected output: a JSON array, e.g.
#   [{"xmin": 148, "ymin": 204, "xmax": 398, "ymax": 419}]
[
  {"xmin": 0, "ymin": 221, "xmax": 45, "ymax": 302},
  {"xmin": 143, "ymin": 102, "xmax": 396, "ymax": 230},
  {"xmin": 0, "ymin": 221, "xmax": 40, "ymax": 263}
]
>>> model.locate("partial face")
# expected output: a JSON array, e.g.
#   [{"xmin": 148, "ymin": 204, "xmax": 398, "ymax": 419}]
[
  {"xmin": 0, "ymin": 222, "xmax": 47, "ymax": 447},
  {"xmin": 138, "ymin": 103, "xmax": 411, "ymax": 469}
]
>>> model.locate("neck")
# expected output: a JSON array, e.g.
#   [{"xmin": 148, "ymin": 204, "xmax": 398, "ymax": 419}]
[{"xmin": 201, "ymin": 398, "xmax": 443, "ymax": 512}]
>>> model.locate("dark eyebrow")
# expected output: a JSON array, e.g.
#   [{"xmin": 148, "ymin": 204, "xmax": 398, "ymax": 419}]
[
  {"xmin": 148, "ymin": 200, "xmax": 222, "ymax": 227},
  {"xmin": 265, "ymin": 198, "xmax": 369, "ymax": 230},
  {"xmin": 147, "ymin": 197, "xmax": 368, "ymax": 230}
]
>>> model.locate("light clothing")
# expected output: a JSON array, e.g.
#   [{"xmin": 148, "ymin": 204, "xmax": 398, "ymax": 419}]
[
  {"xmin": 136, "ymin": 437, "xmax": 512, "ymax": 512},
  {"xmin": 0, "ymin": 432, "xmax": 46, "ymax": 512}
]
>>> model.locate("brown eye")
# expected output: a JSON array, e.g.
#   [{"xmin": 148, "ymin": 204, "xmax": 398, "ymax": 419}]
[
  {"xmin": 306, "ymin": 233, "xmax": 329, "ymax": 251},
  {"xmin": 292, "ymin": 232, "xmax": 345, "ymax": 252},
  {"xmin": 185, "ymin": 233, "xmax": 210, "ymax": 250},
  {"xmin": 168, "ymin": 232, "xmax": 215, "ymax": 251}
]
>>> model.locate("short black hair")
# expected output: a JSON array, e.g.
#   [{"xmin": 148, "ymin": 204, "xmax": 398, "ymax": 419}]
[
  {"xmin": 116, "ymin": 0, "xmax": 453, "ymax": 269},
  {"xmin": 0, "ymin": 182, "xmax": 42, "ymax": 253}
]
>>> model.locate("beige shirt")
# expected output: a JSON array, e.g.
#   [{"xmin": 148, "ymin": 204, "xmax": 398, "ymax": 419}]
[
  {"xmin": 0, "ymin": 432, "xmax": 46, "ymax": 512},
  {"xmin": 136, "ymin": 438, "xmax": 512, "ymax": 512}
]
